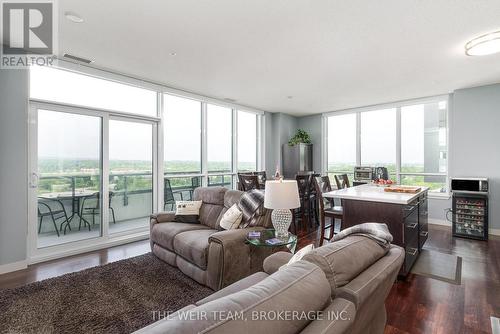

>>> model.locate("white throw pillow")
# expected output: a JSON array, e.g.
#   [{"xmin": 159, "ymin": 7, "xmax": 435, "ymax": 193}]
[
  {"xmin": 175, "ymin": 201, "xmax": 203, "ymax": 223},
  {"xmin": 281, "ymin": 244, "xmax": 315, "ymax": 269},
  {"xmin": 219, "ymin": 204, "xmax": 243, "ymax": 230}
]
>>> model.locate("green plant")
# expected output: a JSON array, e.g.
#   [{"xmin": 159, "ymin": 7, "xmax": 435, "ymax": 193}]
[{"xmin": 288, "ymin": 129, "xmax": 312, "ymax": 146}]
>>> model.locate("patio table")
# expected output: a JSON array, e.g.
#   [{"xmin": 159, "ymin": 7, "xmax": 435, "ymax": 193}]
[{"xmin": 39, "ymin": 190, "xmax": 96, "ymax": 234}]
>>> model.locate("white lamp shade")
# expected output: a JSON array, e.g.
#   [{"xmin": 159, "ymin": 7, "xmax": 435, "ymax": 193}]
[{"xmin": 264, "ymin": 180, "xmax": 301, "ymax": 209}]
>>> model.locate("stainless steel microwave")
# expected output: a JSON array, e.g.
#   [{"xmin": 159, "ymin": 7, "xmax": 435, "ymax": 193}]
[{"xmin": 450, "ymin": 178, "xmax": 488, "ymax": 194}]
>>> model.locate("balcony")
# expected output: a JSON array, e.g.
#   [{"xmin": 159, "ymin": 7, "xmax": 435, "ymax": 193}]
[{"xmin": 37, "ymin": 173, "xmax": 232, "ymax": 248}]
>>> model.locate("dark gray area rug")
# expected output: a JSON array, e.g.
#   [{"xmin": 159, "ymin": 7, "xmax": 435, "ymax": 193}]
[
  {"xmin": 0, "ymin": 253, "xmax": 213, "ymax": 334},
  {"xmin": 411, "ymin": 249, "xmax": 462, "ymax": 285}
]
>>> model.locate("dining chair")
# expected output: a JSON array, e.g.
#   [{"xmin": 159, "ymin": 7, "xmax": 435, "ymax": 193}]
[
  {"xmin": 316, "ymin": 175, "xmax": 335, "ymax": 208},
  {"xmin": 295, "ymin": 174, "xmax": 313, "ymax": 229},
  {"xmin": 254, "ymin": 171, "xmax": 267, "ymax": 188},
  {"xmin": 37, "ymin": 198, "xmax": 69, "ymax": 237},
  {"xmin": 334, "ymin": 174, "xmax": 351, "ymax": 189},
  {"xmin": 313, "ymin": 177, "xmax": 344, "ymax": 246},
  {"xmin": 237, "ymin": 173, "xmax": 261, "ymax": 191}
]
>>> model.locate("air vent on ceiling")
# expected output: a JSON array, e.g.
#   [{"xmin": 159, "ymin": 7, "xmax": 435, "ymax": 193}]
[
  {"xmin": 224, "ymin": 98, "xmax": 237, "ymax": 103},
  {"xmin": 63, "ymin": 53, "xmax": 93, "ymax": 64}
]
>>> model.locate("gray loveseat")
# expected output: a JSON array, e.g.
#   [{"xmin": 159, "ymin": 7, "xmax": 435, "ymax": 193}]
[
  {"xmin": 150, "ymin": 187, "xmax": 272, "ymax": 291},
  {"xmin": 137, "ymin": 234, "xmax": 405, "ymax": 334}
]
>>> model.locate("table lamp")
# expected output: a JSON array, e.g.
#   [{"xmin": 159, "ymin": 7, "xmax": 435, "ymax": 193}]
[{"xmin": 264, "ymin": 180, "xmax": 301, "ymax": 237}]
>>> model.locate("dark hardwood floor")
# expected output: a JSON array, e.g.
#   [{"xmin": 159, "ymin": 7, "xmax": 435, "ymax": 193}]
[{"xmin": 0, "ymin": 224, "xmax": 498, "ymax": 333}]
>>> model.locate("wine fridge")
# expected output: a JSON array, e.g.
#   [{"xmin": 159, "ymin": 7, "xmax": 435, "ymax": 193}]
[{"xmin": 450, "ymin": 178, "xmax": 489, "ymax": 241}]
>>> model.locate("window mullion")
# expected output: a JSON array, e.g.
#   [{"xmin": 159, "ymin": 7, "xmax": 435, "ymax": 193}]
[
  {"xmin": 201, "ymin": 102, "xmax": 208, "ymax": 186},
  {"xmin": 396, "ymin": 107, "xmax": 401, "ymax": 183},
  {"xmin": 356, "ymin": 112, "xmax": 361, "ymax": 166},
  {"xmin": 232, "ymin": 109, "xmax": 238, "ymax": 187}
]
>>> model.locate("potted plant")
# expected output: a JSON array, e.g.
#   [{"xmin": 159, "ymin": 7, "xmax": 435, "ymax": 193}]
[{"xmin": 288, "ymin": 129, "xmax": 312, "ymax": 146}]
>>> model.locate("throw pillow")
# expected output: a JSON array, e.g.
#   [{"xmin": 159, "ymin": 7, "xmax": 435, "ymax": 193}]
[
  {"xmin": 174, "ymin": 201, "xmax": 203, "ymax": 223},
  {"xmin": 280, "ymin": 244, "xmax": 315, "ymax": 270},
  {"xmin": 219, "ymin": 204, "xmax": 243, "ymax": 230}
]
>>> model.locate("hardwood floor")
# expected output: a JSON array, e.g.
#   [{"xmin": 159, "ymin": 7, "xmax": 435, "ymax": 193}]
[
  {"xmin": 0, "ymin": 240, "xmax": 150, "ymax": 290},
  {"xmin": 0, "ymin": 224, "xmax": 498, "ymax": 333},
  {"xmin": 296, "ymin": 223, "xmax": 500, "ymax": 334}
]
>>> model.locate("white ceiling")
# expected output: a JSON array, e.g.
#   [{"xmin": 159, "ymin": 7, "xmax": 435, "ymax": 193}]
[{"xmin": 58, "ymin": 0, "xmax": 500, "ymax": 116}]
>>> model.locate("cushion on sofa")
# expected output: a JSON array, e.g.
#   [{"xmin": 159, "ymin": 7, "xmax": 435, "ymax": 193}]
[
  {"xmin": 301, "ymin": 235, "xmax": 388, "ymax": 295},
  {"xmin": 151, "ymin": 222, "xmax": 211, "ymax": 251},
  {"xmin": 194, "ymin": 187, "xmax": 227, "ymax": 228},
  {"xmin": 174, "ymin": 200, "xmax": 203, "ymax": 223},
  {"xmin": 214, "ymin": 190, "xmax": 244, "ymax": 229},
  {"xmin": 146, "ymin": 261, "xmax": 331, "ymax": 333},
  {"xmin": 173, "ymin": 229, "xmax": 218, "ymax": 270}
]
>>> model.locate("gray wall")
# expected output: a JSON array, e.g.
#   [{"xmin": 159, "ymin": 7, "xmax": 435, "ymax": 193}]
[
  {"xmin": 265, "ymin": 112, "xmax": 299, "ymax": 175},
  {"xmin": 450, "ymin": 83, "xmax": 500, "ymax": 230},
  {"xmin": 297, "ymin": 114, "xmax": 323, "ymax": 173},
  {"xmin": 0, "ymin": 69, "xmax": 29, "ymax": 266}
]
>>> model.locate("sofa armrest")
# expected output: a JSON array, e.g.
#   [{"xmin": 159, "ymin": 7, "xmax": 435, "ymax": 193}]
[
  {"xmin": 207, "ymin": 227, "xmax": 272, "ymax": 290},
  {"xmin": 150, "ymin": 211, "xmax": 176, "ymax": 225},
  {"xmin": 263, "ymin": 251, "xmax": 293, "ymax": 275}
]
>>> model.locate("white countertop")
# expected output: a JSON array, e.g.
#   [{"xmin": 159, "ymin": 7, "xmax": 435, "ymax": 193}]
[{"xmin": 323, "ymin": 184, "xmax": 429, "ymax": 205}]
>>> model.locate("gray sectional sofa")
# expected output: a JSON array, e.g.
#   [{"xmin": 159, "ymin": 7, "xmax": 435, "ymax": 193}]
[
  {"xmin": 150, "ymin": 187, "xmax": 273, "ymax": 290},
  {"xmin": 138, "ymin": 233, "xmax": 405, "ymax": 334}
]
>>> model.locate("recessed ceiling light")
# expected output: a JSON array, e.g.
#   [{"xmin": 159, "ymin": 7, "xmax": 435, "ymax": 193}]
[
  {"xmin": 465, "ymin": 30, "xmax": 500, "ymax": 56},
  {"xmin": 170, "ymin": 52, "xmax": 177, "ymax": 56},
  {"xmin": 65, "ymin": 11, "xmax": 84, "ymax": 23}
]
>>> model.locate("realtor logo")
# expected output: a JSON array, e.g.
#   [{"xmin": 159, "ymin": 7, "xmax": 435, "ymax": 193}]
[{"xmin": 1, "ymin": 1, "xmax": 56, "ymax": 68}]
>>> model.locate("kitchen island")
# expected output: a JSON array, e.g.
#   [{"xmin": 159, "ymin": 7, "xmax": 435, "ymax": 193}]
[{"xmin": 324, "ymin": 184, "xmax": 429, "ymax": 275}]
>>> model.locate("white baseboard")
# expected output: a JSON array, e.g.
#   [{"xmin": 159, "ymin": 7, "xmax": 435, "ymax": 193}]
[
  {"xmin": 0, "ymin": 260, "xmax": 28, "ymax": 275},
  {"xmin": 429, "ymin": 219, "xmax": 500, "ymax": 236}
]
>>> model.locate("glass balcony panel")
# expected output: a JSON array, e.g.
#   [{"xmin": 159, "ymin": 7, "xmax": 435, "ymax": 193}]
[{"xmin": 208, "ymin": 175, "xmax": 233, "ymax": 189}]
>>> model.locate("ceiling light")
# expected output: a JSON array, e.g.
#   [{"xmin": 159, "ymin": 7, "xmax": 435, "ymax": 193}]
[
  {"xmin": 465, "ymin": 30, "xmax": 500, "ymax": 56},
  {"xmin": 287, "ymin": 96, "xmax": 293, "ymax": 99},
  {"xmin": 170, "ymin": 52, "xmax": 177, "ymax": 56},
  {"xmin": 65, "ymin": 11, "xmax": 84, "ymax": 23}
]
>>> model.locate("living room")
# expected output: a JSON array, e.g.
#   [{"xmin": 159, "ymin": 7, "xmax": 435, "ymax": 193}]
[{"xmin": 1, "ymin": 1, "xmax": 500, "ymax": 333}]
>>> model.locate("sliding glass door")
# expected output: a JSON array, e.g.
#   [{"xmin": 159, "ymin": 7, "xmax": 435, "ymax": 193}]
[
  {"xmin": 36, "ymin": 109, "xmax": 102, "ymax": 248},
  {"xmin": 108, "ymin": 119, "xmax": 154, "ymax": 235},
  {"xmin": 31, "ymin": 104, "xmax": 157, "ymax": 256}
]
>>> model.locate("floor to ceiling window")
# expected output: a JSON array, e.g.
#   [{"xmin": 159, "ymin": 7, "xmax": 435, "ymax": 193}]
[
  {"xmin": 360, "ymin": 108, "xmax": 397, "ymax": 178},
  {"xmin": 237, "ymin": 110, "xmax": 258, "ymax": 172},
  {"xmin": 326, "ymin": 113, "xmax": 357, "ymax": 180},
  {"xmin": 163, "ymin": 95, "xmax": 202, "ymax": 207},
  {"xmin": 325, "ymin": 96, "xmax": 449, "ymax": 193},
  {"xmin": 163, "ymin": 95, "xmax": 263, "ymax": 204},
  {"xmin": 207, "ymin": 104, "xmax": 233, "ymax": 188}
]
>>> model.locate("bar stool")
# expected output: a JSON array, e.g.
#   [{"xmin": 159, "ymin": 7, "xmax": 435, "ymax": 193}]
[{"xmin": 313, "ymin": 177, "xmax": 344, "ymax": 246}]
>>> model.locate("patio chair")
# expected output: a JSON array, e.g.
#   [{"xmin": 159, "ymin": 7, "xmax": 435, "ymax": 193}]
[
  {"xmin": 164, "ymin": 178, "xmax": 184, "ymax": 210},
  {"xmin": 80, "ymin": 191, "xmax": 116, "ymax": 228},
  {"xmin": 37, "ymin": 198, "xmax": 69, "ymax": 237}
]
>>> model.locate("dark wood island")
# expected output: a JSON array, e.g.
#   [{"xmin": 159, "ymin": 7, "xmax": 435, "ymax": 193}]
[{"xmin": 324, "ymin": 184, "xmax": 429, "ymax": 275}]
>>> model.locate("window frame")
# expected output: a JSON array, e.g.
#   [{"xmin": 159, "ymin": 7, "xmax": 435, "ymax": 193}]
[{"xmin": 322, "ymin": 95, "xmax": 450, "ymax": 196}]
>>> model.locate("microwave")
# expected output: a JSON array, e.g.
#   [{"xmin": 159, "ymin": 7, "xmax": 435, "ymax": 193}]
[{"xmin": 450, "ymin": 178, "xmax": 488, "ymax": 194}]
